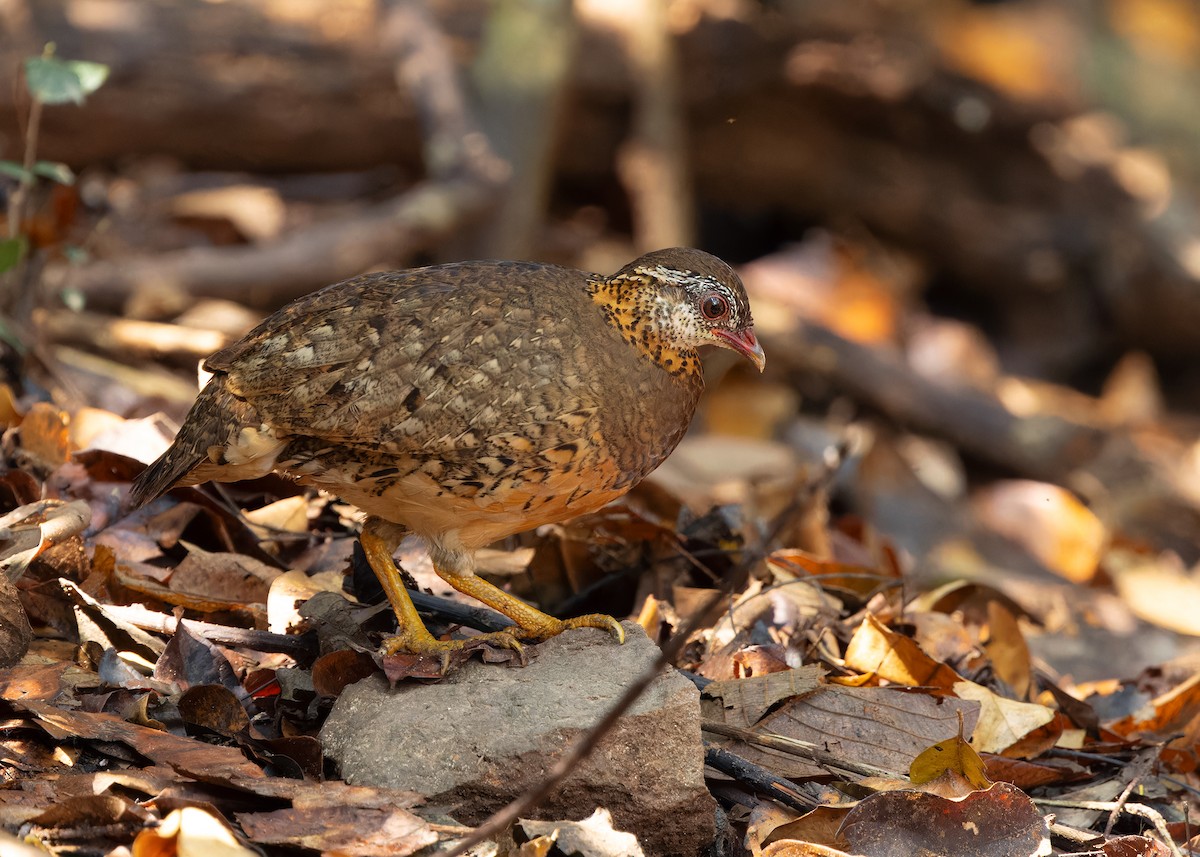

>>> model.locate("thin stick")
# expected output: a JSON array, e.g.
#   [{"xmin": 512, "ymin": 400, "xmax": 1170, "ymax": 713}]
[{"xmin": 1034, "ymin": 798, "xmax": 1183, "ymax": 857}]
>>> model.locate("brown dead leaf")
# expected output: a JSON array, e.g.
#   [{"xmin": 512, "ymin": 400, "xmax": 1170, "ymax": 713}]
[
  {"xmin": 0, "ymin": 657, "xmax": 93, "ymax": 703},
  {"xmin": 733, "ymin": 645, "xmax": 794, "ymax": 678},
  {"xmin": 983, "ymin": 754, "xmax": 1090, "ymax": 790},
  {"xmin": 974, "ymin": 480, "xmax": 1106, "ymax": 583},
  {"xmin": 178, "ymin": 685, "xmax": 250, "ymax": 735},
  {"xmin": 19, "ymin": 403, "xmax": 71, "ymax": 469},
  {"xmin": 10, "ymin": 699, "xmax": 267, "ymax": 782},
  {"xmin": 755, "ymin": 804, "xmax": 853, "ymax": 854},
  {"xmin": 1108, "ymin": 670, "xmax": 1200, "ymax": 738},
  {"xmin": 844, "ymin": 614, "xmax": 963, "ymax": 690},
  {"xmin": 237, "ymin": 802, "xmax": 437, "ymax": 856},
  {"xmin": 840, "ymin": 782, "xmax": 1050, "ymax": 857},
  {"xmin": 1101, "ymin": 835, "xmax": 1175, "ymax": 857},
  {"xmin": 702, "ymin": 665, "xmax": 824, "ymax": 726},
  {"xmin": 768, "ymin": 550, "xmax": 896, "ymax": 600},
  {"xmin": 312, "ymin": 649, "xmax": 378, "ymax": 698},
  {"xmin": 0, "ymin": 575, "xmax": 32, "ymax": 669},
  {"xmin": 170, "ymin": 546, "xmax": 280, "ymax": 605},
  {"xmin": 705, "ymin": 684, "xmax": 980, "ymax": 780},
  {"xmin": 984, "ymin": 601, "xmax": 1032, "ymax": 699}
]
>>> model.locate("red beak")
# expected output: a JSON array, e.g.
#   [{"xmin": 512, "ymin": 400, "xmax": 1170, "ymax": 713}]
[{"xmin": 713, "ymin": 328, "xmax": 766, "ymax": 372}]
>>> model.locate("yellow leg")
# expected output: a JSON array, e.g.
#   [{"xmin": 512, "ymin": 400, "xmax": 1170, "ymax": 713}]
[
  {"xmin": 361, "ymin": 518, "xmax": 522, "ymax": 656},
  {"xmin": 434, "ymin": 565, "xmax": 625, "ymax": 645}
]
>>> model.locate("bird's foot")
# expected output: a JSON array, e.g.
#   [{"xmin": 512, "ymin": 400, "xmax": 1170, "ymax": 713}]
[
  {"xmin": 512, "ymin": 613, "xmax": 625, "ymax": 645},
  {"xmin": 380, "ymin": 627, "xmax": 524, "ymax": 658}
]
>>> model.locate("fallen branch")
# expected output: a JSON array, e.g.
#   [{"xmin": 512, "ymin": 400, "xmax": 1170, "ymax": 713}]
[{"xmin": 50, "ymin": 0, "xmax": 508, "ymax": 313}]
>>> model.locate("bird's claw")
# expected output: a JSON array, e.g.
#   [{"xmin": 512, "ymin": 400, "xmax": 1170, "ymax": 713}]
[
  {"xmin": 513, "ymin": 613, "xmax": 625, "ymax": 644},
  {"xmin": 380, "ymin": 628, "xmax": 524, "ymax": 659}
]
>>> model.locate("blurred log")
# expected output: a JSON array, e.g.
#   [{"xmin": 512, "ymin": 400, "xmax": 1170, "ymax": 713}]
[
  {"xmin": 767, "ymin": 321, "xmax": 1200, "ymax": 562},
  {"xmin": 39, "ymin": 0, "xmax": 507, "ymax": 312}
]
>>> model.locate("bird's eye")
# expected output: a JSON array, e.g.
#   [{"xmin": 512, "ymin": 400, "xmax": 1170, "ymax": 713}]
[{"xmin": 700, "ymin": 294, "xmax": 729, "ymax": 321}]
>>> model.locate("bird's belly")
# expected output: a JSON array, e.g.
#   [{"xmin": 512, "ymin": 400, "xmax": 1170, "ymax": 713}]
[{"xmin": 290, "ymin": 453, "xmax": 631, "ymax": 550}]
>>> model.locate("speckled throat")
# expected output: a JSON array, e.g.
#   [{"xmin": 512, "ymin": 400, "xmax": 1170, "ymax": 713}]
[{"xmin": 586, "ymin": 271, "xmax": 703, "ymax": 378}]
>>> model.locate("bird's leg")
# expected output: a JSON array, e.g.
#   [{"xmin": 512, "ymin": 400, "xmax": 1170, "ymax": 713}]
[
  {"xmin": 360, "ymin": 517, "xmax": 522, "ymax": 656},
  {"xmin": 430, "ymin": 544, "xmax": 625, "ymax": 645}
]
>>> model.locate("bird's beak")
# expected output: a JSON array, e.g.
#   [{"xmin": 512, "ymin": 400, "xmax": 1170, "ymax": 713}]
[{"xmin": 713, "ymin": 328, "xmax": 766, "ymax": 372}]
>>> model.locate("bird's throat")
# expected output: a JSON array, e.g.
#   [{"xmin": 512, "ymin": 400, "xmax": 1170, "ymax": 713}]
[{"xmin": 586, "ymin": 274, "xmax": 701, "ymax": 377}]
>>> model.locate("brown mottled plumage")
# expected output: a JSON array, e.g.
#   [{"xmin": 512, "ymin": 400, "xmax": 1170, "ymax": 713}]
[{"xmin": 131, "ymin": 248, "xmax": 764, "ymax": 656}]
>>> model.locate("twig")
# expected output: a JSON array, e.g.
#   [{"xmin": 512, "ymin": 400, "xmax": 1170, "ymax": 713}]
[
  {"xmin": 701, "ymin": 720, "xmax": 898, "ymax": 780},
  {"xmin": 1104, "ymin": 775, "xmax": 1142, "ymax": 838},
  {"xmin": 101, "ymin": 603, "xmax": 317, "ymax": 661},
  {"xmin": 1035, "ymin": 798, "xmax": 1183, "ymax": 857},
  {"xmin": 704, "ymin": 743, "xmax": 819, "ymax": 812}
]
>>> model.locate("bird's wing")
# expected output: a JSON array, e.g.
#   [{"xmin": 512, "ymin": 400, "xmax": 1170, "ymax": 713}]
[{"xmin": 207, "ymin": 267, "xmax": 592, "ymax": 457}]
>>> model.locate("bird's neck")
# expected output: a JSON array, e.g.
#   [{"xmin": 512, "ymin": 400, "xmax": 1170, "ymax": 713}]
[{"xmin": 586, "ymin": 274, "xmax": 701, "ymax": 378}]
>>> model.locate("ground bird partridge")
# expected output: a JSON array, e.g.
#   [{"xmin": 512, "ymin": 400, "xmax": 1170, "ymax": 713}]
[{"xmin": 131, "ymin": 248, "xmax": 764, "ymax": 656}]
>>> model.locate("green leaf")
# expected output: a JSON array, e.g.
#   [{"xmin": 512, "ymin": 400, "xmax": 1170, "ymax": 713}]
[
  {"xmin": 0, "ymin": 237, "xmax": 28, "ymax": 274},
  {"xmin": 32, "ymin": 161, "xmax": 75, "ymax": 185},
  {"xmin": 68, "ymin": 60, "xmax": 109, "ymax": 97},
  {"xmin": 0, "ymin": 161, "xmax": 35, "ymax": 185},
  {"xmin": 24, "ymin": 55, "xmax": 109, "ymax": 105}
]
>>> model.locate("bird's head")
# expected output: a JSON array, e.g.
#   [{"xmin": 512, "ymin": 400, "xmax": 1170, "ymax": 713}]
[{"xmin": 594, "ymin": 248, "xmax": 765, "ymax": 376}]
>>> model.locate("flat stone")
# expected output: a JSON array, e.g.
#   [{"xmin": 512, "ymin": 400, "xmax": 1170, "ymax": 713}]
[{"xmin": 320, "ymin": 622, "xmax": 715, "ymax": 856}]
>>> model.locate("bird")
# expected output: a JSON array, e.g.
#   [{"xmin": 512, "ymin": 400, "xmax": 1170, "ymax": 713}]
[{"xmin": 130, "ymin": 248, "xmax": 764, "ymax": 657}]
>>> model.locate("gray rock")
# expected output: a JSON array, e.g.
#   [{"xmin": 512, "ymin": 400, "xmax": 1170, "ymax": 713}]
[{"xmin": 321, "ymin": 622, "xmax": 715, "ymax": 856}]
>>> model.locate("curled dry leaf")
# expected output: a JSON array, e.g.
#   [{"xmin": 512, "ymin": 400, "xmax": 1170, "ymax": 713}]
[
  {"xmin": 132, "ymin": 806, "xmax": 257, "ymax": 857},
  {"xmin": 844, "ymin": 614, "xmax": 963, "ymax": 690},
  {"xmin": 516, "ymin": 808, "xmax": 645, "ymax": 857}
]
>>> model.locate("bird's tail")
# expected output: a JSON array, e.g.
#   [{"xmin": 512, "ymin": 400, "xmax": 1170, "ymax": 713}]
[{"xmin": 130, "ymin": 379, "xmax": 256, "ymax": 508}]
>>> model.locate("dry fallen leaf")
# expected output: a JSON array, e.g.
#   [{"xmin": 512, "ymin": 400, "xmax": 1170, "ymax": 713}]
[
  {"xmin": 844, "ymin": 614, "xmax": 963, "ymax": 690},
  {"xmin": 132, "ymin": 806, "xmax": 256, "ymax": 857},
  {"xmin": 702, "ymin": 665, "xmax": 824, "ymax": 726},
  {"xmin": 973, "ymin": 480, "xmax": 1106, "ymax": 583},
  {"xmin": 953, "ymin": 681, "xmax": 1056, "ymax": 755},
  {"xmin": 840, "ymin": 782, "xmax": 1051, "ymax": 857}
]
